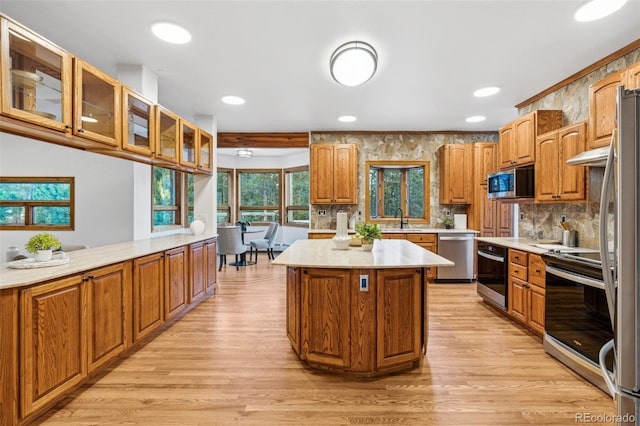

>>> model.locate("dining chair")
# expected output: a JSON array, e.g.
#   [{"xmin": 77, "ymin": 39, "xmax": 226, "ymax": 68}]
[
  {"xmin": 217, "ymin": 226, "xmax": 248, "ymax": 271},
  {"xmin": 248, "ymin": 222, "xmax": 279, "ymax": 263}
]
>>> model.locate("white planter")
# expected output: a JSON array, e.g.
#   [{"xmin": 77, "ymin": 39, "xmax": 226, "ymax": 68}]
[{"xmin": 35, "ymin": 249, "xmax": 53, "ymax": 262}]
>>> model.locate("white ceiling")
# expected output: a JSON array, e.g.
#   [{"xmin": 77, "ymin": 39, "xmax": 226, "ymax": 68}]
[{"xmin": 3, "ymin": 1, "xmax": 639, "ymax": 134}]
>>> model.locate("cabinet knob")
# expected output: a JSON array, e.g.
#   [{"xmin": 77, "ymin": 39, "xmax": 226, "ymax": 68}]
[
  {"xmin": 65, "ymin": 124, "xmax": 73, "ymax": 129},
  {"xmin": 536, "ymin": 269, "xmax": 541, "ymax": 273},
  {"xmin": 78, "ymin": 128, "xmax": 85, "ymax": 133}
]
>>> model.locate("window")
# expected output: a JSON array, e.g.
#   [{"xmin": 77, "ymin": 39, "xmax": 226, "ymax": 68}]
[
  {"xmin": 284, "ymin": 166, "xmax": 309, "ymax": 226},
  {"xmin": 236, "ymin": 169, "xmax": 281, "ymax": 224},
  {"xmin": 217, "ymin": 168, "xmax": 233, "ymax": 223},
  {"xmin": 152, "ymin": 167, "xmax": 193, "ymax": 230},
  {"xmin": 0, "ymin": 177, "xmax": 74, "ymax": 230},
  {"xmin": 365, "ymin": 161, "xmax": 430, "ymax": 224}
]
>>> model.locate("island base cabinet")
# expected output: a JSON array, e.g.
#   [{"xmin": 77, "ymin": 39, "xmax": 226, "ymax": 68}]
[
  {"xmin": 133, "ymin": 253, "xmax": 165, "ymax": 342},
  {"xmin": 0, "ymin": 289, "xmax": 18, "ymax": 426},
  {"xmin": 286, "ymin": 267, "xmax": 301, "ymax": 354},
  {"xmin": 20, "ymin": 275, "xmax": 87, "ymax": 418}
]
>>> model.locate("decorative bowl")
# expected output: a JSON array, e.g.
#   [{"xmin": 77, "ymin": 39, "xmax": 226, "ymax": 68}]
[{"xmin": 332, "ymin": 236, "xmax": 351, "ymax": 250}]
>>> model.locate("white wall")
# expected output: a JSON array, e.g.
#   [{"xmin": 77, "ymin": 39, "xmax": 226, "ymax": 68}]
[{"xmin": 0, "ymin": 133, "xmax": 134, "ymax": 257}]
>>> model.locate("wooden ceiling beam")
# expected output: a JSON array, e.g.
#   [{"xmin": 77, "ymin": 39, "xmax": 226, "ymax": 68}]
[{"xmin": 217, "ymin": 132, "xmax": 309, "ymax": 148}]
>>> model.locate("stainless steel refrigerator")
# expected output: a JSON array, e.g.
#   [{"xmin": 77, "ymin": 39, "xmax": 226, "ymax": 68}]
[{"xmin": 598, "ymin": 86, "xmax": 640, "ymax": 425}]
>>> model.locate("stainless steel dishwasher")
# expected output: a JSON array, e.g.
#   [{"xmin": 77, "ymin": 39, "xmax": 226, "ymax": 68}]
[{"xmin": 436, "ymin": 233, "xmax": 475, "ymax": 282}]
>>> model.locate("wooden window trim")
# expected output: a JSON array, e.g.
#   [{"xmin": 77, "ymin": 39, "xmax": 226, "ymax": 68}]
[
  {"xmin": 0, "ymin": 176, "xmax": 75, "ymax": 230},
  {"xmin": 284, "ymin": 166, "xmax": 309, "ymax": 228},
  {"xmin": 236, "ymin": 169, "xmax": 283, "ymax": 225},
  {"xmin": 151, "ymin": 167, "xmax": 189, "ymax": 232},
  {"xmin": 217, "ymin": 168, "xmax": 234, "ymax": 223}
]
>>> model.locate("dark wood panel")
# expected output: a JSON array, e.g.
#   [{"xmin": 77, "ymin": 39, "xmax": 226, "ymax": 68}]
[{"xmin": 217, "ymin": 132, "xmax": 309, "ymax": 148}]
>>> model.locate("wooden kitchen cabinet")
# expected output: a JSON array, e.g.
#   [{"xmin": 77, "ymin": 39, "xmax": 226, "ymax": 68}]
[
  {"xmin": 165, "ymin": 245, "xmax": 188, "ymax": 320},
  {"xmin": 20, "ymin": 275, "xmax": 87, "ymax": 416},
  {"xmin": 624, "ymin": 62, "xmax": 640, "ymax": 89},
  {"xmin": 180, "ymin": 118, "xmax": 198, "ymax": 169},
  {"xmin": 122, "ymin": 87, "xmax": 155, "ymax": 156},
  {"xmin": 499, "ymin": 110, "xmax": 563, "ymax": 169},
  {"xmin": 406, "ymin": 233, "xmax": 437, "ymax": 280},
  {"xmin": 286, "ymin": 267, "xmax": 302, "ymax": 354},
  {"xmin": 467, "ymin": 143, "xmax": 500, "ymax": 237},
  {"xmin": 85, "ymin": 261, "xmax": 133, "ymax": 373},
  {"xmin": 74, "ymin": 59, "xmax": 121, "ymax": 147},
  {"xmin": 473, "ymin": 142, "xmax": 498, "ymax": 185},
  {"xmin": 132, "ymin": 252, "xmax": 165, "ymax": 342},
  {"xmin": 588, "ymin": 71, "xmax": 623, "ymax": 149},
  {"xmin": 198, "ymin": 129, "xmax": 214, "ymax": 174},
  {"xmin": 155, "ymin": 105, "xmax": 180, "ymax": 164},
  {"xmin": 0, "ymin": 18, "xmax": 73, "ymax": 132},
  {"xmin": 310, "ymin": 143, "xmax": 357, "ymax": 204},
  {"xmin": 439, "ymin": 144, "xmax": 472, "ymax": 204},
  {"xmin": 189, "ymin": 241, "xmax": 206, "ymax": 303},
  {"xmin": 205, "ymin": 238, "xmax": 217, "ymax": 293},
  {"xmin": 508, "ymin": 250, "xmax": 545, "ymax": 335},
  {"xmin": 536, "ymin": 122, "xmax": 586, "ymax": 202},
  {"xmin": 497, "ymin": 203, "xmax": 513, "ymax": 237}
]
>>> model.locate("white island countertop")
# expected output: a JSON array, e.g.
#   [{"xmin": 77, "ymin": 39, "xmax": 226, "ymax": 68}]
[
  {"xmin": 272, "ymin": 239, "xmax": 455, "ymax": 269},
  {"xmin": 309, "ymin": 228, "xmax": 478, "ymax": 234}
]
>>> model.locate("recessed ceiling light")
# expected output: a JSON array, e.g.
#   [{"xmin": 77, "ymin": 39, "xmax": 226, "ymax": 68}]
[
  {"xmin": 574, "ymin": 0, "xmax": 627, "ymax": 22},
  {"xmin": 465, "ymin": 116, "xmax": 486, "ymax": 123},
  {"xmin": 222, "ymin": 95, "xmax": 245, "ymax": 105},
  {"xmin": 338, "ymin": 115, "xmax": 357, "ymax": 123},
  {"xmin": 151, "ymin": 22, "xmax": 191, "ymax": 44},
  {"xmin": 330, "ymin": 41, "xmax": 378, "ymax": 87},
  {"xmin": 473, "ymin": 86, "xmax": 500, "ymax": 97}
]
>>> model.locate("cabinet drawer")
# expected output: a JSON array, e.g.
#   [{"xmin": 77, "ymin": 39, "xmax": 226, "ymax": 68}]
[
  {"xmin": 383, "ymin": 233, "xmax": 406, "ymax": 240},
  {"xmin": 509, "ymin": 249, "xmax": 528, "ymax": 267},
  {"xmin": 406, "ymin": 233, "xmax": 436, "ymax": 244},
  {"xmin": 528, "ymin": 254, "xmax": 546, "ymax": 288},
  {"xmin": 509, "ymin": 262, "xmax": 528, "ymax": 281}
]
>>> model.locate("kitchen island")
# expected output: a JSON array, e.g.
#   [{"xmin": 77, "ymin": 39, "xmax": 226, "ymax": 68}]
[{"xmin": 272, "ymin": 238, "xmax": 453, "ymax": 376}]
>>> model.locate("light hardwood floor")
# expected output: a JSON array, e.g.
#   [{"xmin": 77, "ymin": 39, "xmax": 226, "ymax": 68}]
[{"xmin": 35, "ymin": 255, "xmax": 615, "ymax": 425}]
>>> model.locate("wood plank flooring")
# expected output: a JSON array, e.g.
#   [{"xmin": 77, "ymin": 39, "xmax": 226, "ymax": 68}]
[{"xmin": 34, "ymin": 257, "xmax": 615, "ymax": 425}]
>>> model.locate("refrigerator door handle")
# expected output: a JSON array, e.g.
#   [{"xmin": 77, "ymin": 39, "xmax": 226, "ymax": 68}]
[
  {"xmin": 598, "ymin": 338, "xmax": 617, "ymax": 399},
  {"xmin": 599, "ymin": 132, "xmax": 617, "ymax": 328}
]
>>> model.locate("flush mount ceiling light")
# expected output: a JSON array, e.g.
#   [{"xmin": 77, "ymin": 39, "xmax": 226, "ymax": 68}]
[
  {"xmin": 222, "ymin": 95, "xmax": 246, "ymax": 105},
  {"xmin": 465, "ymin": 115, "xmax": 486, "ymax": 123},
  {"xmin": 574, "ymin": 0, "xmax": 627, "ymax": 22},
  {"xmin": 80, "ymin": 115, "xmax": 98, "ymax": 123},
  {"xmin": 338, "ymin": 115, "xmax": 357, "ymax": 123},
  {"xmin": 151, "ymin": 22, "xmax": 191, "ymax": 44},
  {"xmin": 330, "ymin": 41, "xmax": 378, "ymax": 87},
  {"xmin": 473, "ymin": 86, "xmax": 500, "ymax": 97},
  {"xmin": 237, "ymin": 149, "xmax": 253, "ymax": 158}
]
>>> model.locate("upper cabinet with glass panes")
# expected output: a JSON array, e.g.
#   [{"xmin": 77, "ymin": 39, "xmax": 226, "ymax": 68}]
[
  {"xmin": 180, "ymin": 119, "xmax": 198, "ymax": 169},
  {"xmin": 122, "ymin": 87, "xmax": 155, "ymax": 156},
  {"xmin": 0, "ymin": 18, "xmax": 73, "ymax": 131},
  {"xmin": 198, "ymin": 130, "xmax": 214, "ymax": 173}
]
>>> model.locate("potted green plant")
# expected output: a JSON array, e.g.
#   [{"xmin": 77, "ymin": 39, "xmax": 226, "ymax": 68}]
[
  {"xmin": 355, "ymin": 222, "xmax": 383, "ymax": 251},
  {"xmin": 442, "ymin": 217, "xmax": 454, "ymax": 229},
  {"xmin": 25, "ymin": 233, "xmax": 62, "ymax": 262}
]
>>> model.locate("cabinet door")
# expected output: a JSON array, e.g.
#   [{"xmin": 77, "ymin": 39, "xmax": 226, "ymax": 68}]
[
  {"xmin": 189, "ymin": 242, "xmax": 206, "ymax": 303},
  {"xmin": 198, "ymin": 129, "xmax": 214, "ymax": 173},
  {"xmin": 474, "ymin": 143, "xmax": 497, "ymax": 185},
  {"xmin": 625, "ymin": 63, "xmax": 640, "ymax": 90},
  {"xmin": 86, "ymin": 262, "xmax": 132, "ymax": 373},
  {"xmin": 333, "ymin": 144, "xmax": 357, "ymax": 204},
  {"xmin": 0, "ymin": 19, "xmax": 73, "ymax": 132},
  {"xmin": 513, "ymin": 114, "xmax": 535, "ymax": 165},
  {"xmin": 74, "ymin": 59, "xmax": 121, "ymax": 146},
  {"xmin": 480, "ymin": 185, "xmax": 496, "ymax": 237},
  {"xmin": 122, "ymin": 87, "xmax": 155, "ymax": 156},
  {"xmin": 589, "ymin": 72, "xmax": 623, "ymax": 149},
  {"xmin": 440, "ymin": 144, "xmax": 472, "ymax": 204},
  {"xmin": 528, "ymin": 284, "xmax": 545, "ymax": 335},
  {"xmin": 310, "ymin": 144, "xmax": 334, "ymax": 203},
  {"xmin": 301, "ymin": 268, "xmax": 351, "ymax": 367},
  {"xmin": 165, "ymin": 246, "xmax": 188, "ymax": 320},
  {"xmin": 155, "ymin": 105, "xmax": 180, "ymax": 163},
  {"xmin": 180, "ymin": 119, "xmax": 198, "ymax": 168},
  {"xmin": 205, "ymin": 238, "xmax": 217, "ymax": 293},
  {"xmin": 557, "ymin": 122, "xmax": 586, "ymax": 201},
  {"xmin": 497, "ymin": 202, "xmax": 512, "ymax": 237},
  {"xmin": 499, "ymin": 125, "xmax": 514, "ymax": 169},
  {"xmin": 20, "ymin": 275, "xmax": 86, "ymax": 416},
  {"xmin": 376, "ymin": 269, "xmax": 422, "ymax": 368},
  {"xmin": 286, "ymin": 267, "xmax": 301, "ymax": 354},
  {"xmin": 535, "ymin": 132, "xmax": 559, "ymax": 201},
  {"xmin": 133, "ymin": 253, "xmax": 164, "ymax": 342},
  {"xmin": 508, "ymin": 278, "xmax": 527, "ymax": 323}
]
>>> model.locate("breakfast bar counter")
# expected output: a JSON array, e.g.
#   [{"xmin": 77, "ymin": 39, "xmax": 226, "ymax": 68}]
[{"xmin": 272, "ymin": 239, "xmax": 453, "ymax": 376}]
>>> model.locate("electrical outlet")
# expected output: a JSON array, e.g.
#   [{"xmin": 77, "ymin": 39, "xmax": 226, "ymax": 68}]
[
  {"xmin": 318, "ymin": 210, "xmax": 326, "ymax": 216},
  {"xmin": 561, "ymin": 214, "xmax": 567, "ymax": 223},
  {"xmin": 359, "ymin": 275, "xmax": 369, "ymax": 292},
  {"xmin": 520, "ymin": 213, "xmax": 524, "ymax": 220},
  {"xmin": 445, "ymin": 209, "xmax": 451, "ymax": 217}
]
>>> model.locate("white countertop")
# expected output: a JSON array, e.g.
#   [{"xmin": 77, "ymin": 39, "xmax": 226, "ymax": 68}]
[
  {"xmin": 309, "ymin": 228, "xmax": 479, "ymax": 234},
  {"xmin": 272, "ymin": 239, "xmax": 455, "ymax": 269},
  {"xmin": 474, "ymin": 237, "xmax": 598, "ymax": 255},
  {"xmin": 0, "ymin": 233, "xmax": 217, "ymax": 290}
]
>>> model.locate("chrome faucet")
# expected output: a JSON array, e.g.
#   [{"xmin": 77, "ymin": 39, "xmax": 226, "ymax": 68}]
[{"xmin": 396, "ymin": 208, "xmax": 408, "ymax": 229}]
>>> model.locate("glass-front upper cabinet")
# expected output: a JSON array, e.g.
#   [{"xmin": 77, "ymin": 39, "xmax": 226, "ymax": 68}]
[
  {"xmin": 74, "ymin": 59, "xmax": 120, "ymax": 147},
  {"xmin": 198, "ymin": 129, "xmax": 213, "ymax": 174},
  {"xmin": 155, "ymin": 105, "xmax": 179, "ymax": 163},
  {"xmin": 0, "ymin": 18, "xmax": 72, "ymax": 131},
  {"xmin": 180, "ymin": 119, "xmax": 198, "ymax": 168},
  {"xmin": 122, "ymin": 87, "xmax": 155, "ymax": 156}
]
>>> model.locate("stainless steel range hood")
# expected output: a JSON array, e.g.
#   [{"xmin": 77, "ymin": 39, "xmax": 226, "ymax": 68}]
[{"xmin": 566, "ymin": 146, "xmax": 610, "ymax": 167}]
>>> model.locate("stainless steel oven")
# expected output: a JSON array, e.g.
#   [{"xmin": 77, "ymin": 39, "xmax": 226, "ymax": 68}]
[
  {"xmin": 476, "ymin": 241, "xmax": 508, "ymax": 310},
  {"xmin": 542, "ymin": 251, "xmax": 614, "ymax": 394}
]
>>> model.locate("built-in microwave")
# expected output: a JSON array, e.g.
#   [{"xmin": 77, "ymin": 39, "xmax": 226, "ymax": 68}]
[{"xmin": 487, "ymin": 166, "xmax": 535, "ymax": 199}]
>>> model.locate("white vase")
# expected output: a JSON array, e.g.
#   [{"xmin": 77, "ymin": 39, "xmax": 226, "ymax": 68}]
[
  {"xmin": 361, "ymin": 241, "xmax": 373, "ymax": 251},
  {"xmin": 35, "ymin": 249, "xmax": 52, "ymax": 262}
]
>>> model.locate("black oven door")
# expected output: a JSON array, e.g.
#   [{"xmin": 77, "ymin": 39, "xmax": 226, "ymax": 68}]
[
  {"xmin": 545, "ymin": 265, "xmax": 614, "ymax": 369},
  {"xmin": 476, "ymin": 242, "xmax": 507, "ymax": 309}
]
